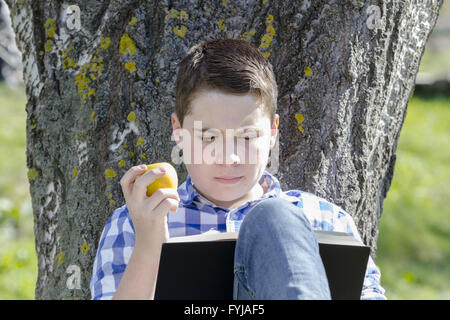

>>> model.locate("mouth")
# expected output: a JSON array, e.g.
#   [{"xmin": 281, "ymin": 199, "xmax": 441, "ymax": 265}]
[{"xmin": 214, "ymin": 176, "xmax": 243, "ymax": 184}]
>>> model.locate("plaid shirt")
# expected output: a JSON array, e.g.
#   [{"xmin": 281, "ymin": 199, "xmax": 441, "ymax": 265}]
[{"xmin": 90, "ymin": 170, "xmax": 387, "ymax": 300}]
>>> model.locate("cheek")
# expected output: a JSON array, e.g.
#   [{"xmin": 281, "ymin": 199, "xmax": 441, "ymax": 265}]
[
  {"xmin": 244, "ymin": 140, "xmax": 268, "ymax": 164},
  {"xmin": 186, "ymin": 164, "xmax": 211, "ymax": 187},
  {"xmin": 257, "ymin": 137, "xmax": 272, "ymax": 158}
]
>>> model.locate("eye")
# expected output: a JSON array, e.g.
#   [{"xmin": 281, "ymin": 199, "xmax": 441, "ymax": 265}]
[
  {"xmin": 242, "ymin": 133, "xmax": 258, "ymax": 140},
  {"xmin": 202, "ymin": 135, "xmax": 215, "ymax": 142}
]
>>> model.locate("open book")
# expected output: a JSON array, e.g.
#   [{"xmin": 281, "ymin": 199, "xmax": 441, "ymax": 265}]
[
  {"xmin": 168, "ymin": 229, "xmax": 365, "ymax": 246},
  {"xmin": 167, "ymin": 230, "xmax": 239, "ymax": 243},
  {"xmin": 156, "ymin": 230, "xmax": 370, "ymax": 300}
]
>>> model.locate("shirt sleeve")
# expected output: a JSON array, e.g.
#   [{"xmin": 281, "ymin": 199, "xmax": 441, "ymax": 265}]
[
  {"xmin": 89, "ymin": 205, "xmax": 136, "ymax": 300},
  {"xmin": 341, "ymin": 212, "xmax": 387, "ymax": 300}
]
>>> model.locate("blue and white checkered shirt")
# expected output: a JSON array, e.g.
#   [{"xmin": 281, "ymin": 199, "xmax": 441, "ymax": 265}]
[{"xmin": 90, "ymin": 170, "xmax": 387, "ymax": 300}]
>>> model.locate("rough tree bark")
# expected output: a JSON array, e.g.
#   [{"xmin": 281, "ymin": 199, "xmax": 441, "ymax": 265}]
[{"xmin": 6, "ymin": 0, "xmax": 442, "ymax": 299}]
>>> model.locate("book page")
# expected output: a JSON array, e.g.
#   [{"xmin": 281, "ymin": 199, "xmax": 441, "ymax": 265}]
[
  {"xmin": 167, "ymin": 230, "xmax": 239, "ymax": 243},
  {"xmin": 314, "ymin": 230, "xmax": 365, "ymax": 246},
  {"xmin": 167, "ymin": 230, "xmax": 366, "ymax": 247}
]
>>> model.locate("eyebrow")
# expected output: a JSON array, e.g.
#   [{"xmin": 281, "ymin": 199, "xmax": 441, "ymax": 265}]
[{"xmin": 194, "ymin": 126, "xmax": 260, "ymax": 133}]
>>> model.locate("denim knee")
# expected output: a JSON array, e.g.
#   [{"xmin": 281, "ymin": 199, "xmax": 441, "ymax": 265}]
[
  {"xmin": 234, "ymin": 197, "xmax": 330, "ymax": 300},
  {"xmin": 239, "ymin": 197, "xmax": 312, "ymax": 235}
]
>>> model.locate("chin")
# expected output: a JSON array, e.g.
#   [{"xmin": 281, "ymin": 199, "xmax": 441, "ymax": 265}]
[{"xmin": 207, "ymin": 186, "xmax": 244, "ymax": 201}]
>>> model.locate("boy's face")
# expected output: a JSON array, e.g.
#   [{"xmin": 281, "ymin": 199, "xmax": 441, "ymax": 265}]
[{"xmin": 171, "ymin": 89, "xmax": 279, "ymax": 209}]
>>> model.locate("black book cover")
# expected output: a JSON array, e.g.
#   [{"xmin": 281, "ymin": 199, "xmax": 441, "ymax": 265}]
[{"xmin": 154, "ymin": 230, "xmax": 370, "ymax": 300}]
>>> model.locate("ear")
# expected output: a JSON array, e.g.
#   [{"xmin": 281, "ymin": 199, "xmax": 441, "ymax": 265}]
[
  {"xmin": 270, "ymin": 114, "xmax": 279, "ymax": 150},
  {"xmin": 171, "ymin": 112, "xmax": 184, "ymax": 149}
]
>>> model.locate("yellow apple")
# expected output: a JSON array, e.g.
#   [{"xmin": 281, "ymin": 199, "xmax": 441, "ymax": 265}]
[{"xmin": 137, "ymin": 162, "xmax": 178, "ymax": 197}]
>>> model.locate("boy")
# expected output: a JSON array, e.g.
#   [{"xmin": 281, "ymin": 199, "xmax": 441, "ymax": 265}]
[{"xmin": 90, "ymin": 39, "xmax": 386, "ymax": 300}]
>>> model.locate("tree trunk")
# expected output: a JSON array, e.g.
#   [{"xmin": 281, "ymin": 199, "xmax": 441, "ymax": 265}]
[{"xmin": 6, "ymin": 0, "xmax": 442, "ymax": 300}]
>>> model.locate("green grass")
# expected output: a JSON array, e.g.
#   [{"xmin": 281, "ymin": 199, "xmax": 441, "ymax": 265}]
[
  {"xmin": 418, "ymin": 48, "xmax": 450, "ymax": 80},
  {"xmin": 0, "ymin": 237, "xmax": 37, "ymax": 299},
  {"xmin": 0, "ymin": 84, "xmax": 29, "ymax": 205},
  {"xmin": 376, "ymin": 92, "xmax": 450, "ymax": 299},
  {"xmin": 0, "ymin": 82, "xmax": 448, "ymax": 299},
  {"xmin": 0, "ymin": 82, "xmax": 36, "ymax": 299}
]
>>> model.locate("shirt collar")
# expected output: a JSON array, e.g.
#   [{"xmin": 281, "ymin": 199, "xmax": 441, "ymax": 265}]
[{"xmin": 177, "ymin": 170, "xmax": 282, "ymax": 210}]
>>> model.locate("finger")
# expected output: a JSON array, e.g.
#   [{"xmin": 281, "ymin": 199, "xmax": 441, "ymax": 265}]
[
  {"xmin": 145, "ymin": 188, "xmax": 180, "ymax": 212},
  {"xmin": 152, "ymin": 197, "xmax": 180, "ymax": 218},
  {"xmin": 120, "ymin": 165, "xmax": 148, "ymax": 198},
  {"xmin": 133, "ymin": 167, "xmax": 167, "ymax": 199}
]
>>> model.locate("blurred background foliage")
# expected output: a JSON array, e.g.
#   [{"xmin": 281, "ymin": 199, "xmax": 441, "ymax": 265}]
[{"xmin": 0, "ymin": 2, "xmax": 448, "ymax": 300}]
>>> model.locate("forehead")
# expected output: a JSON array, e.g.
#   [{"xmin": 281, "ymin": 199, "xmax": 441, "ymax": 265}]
[{"xmin": 185, "ymin": 89, "xmax": 269, "ymax": 130}]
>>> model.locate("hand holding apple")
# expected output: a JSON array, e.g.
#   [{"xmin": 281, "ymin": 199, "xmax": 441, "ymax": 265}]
[
  {"xmin": 120, "ymin": 162, "xmax": 180, "ymax": 245},
  {"xmin": 136, "ymin": 162, "xmax": 178, "ymax": 197}
]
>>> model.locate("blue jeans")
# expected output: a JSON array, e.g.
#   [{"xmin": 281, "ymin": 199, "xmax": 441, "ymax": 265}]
[{"xmin": 233, "ymin": 197, "xmax": 331, "ymax": 300}]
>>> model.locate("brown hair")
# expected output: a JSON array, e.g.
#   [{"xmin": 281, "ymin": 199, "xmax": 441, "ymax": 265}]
[{"xmin": 175, "ymin": 38, "xmax": 278, "ymax": 128}]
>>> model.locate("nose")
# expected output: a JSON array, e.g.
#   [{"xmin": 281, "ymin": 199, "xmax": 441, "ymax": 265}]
[
  {"xmin": 216, "ymin": 150, "xmax": 241, "ymax": 165},
  {"xmin": 215, "ymin": 138, "xmax": 242, "ymax": 165}
]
